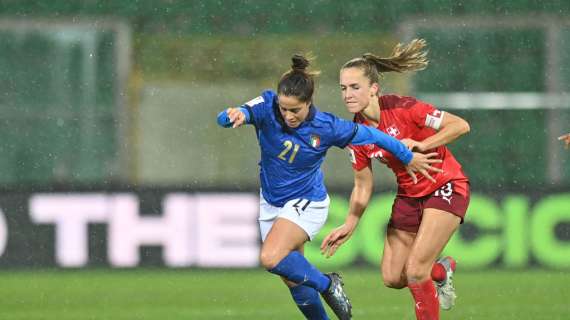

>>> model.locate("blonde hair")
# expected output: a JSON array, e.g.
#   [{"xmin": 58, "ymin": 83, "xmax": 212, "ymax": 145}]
[{"xmin": 342, "ymin": 38, "xmax": 429, "ymax": 85}]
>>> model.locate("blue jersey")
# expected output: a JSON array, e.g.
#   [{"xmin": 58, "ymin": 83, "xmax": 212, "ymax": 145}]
[{"xmin": 240, "ymin": 90, "xmax": 357, "ymax": 207}]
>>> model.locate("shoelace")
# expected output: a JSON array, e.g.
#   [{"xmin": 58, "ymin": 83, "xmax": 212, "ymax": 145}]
[{"xmin": 438, "ymin": 276, "xmax": 456, "ymax": 297}]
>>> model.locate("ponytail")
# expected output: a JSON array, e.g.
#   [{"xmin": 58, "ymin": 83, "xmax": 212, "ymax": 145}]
[
  {"xmin": 342, "ymin": 39, "xmax": 429, "ymax": 84},
  {"xmin": 278, "ymin": 54, "xmax": 320, "ymax": 103}
]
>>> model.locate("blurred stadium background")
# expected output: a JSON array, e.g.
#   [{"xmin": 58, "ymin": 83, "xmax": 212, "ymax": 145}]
[{"xmin": 0, "ymin": 1, "xmax": 569, "ymax": 319}]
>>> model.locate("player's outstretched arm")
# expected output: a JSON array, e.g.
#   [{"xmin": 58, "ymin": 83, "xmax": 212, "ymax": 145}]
[
  {"xmin": 351, "ymin": 124, "xmax": 441, "ymax": 182},
  {"xmin": 558, "ymin": 133, "xmax": 570, "ymax": 149},
  {"xmin": 352, "ymin": 124, "xmax": 413, "ymax": 163},
  {"xmin": 216, "ymin": 107, "xmax": 250, "ymax": 128},
  {"xmin": 321, "ymin": 166, "xmax": 373, "ymax": 258}
]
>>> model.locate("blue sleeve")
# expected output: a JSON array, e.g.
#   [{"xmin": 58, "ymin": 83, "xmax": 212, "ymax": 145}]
[
  {"xmin": 216, "ymin": 90, "xmax": 275, "ymax": 128},
  {"xmin": 243, "ymin": 90, "xmax": 275, "ymax": 127},
  {"xmin": 330, "ymin": 115, "xmax": 359, "ymax": 148},
  {"xmin": 216, "ymin": 107, "xmax": 251, "ymax": 128},
  {"xmin": 352, "ymin": 124, "xmax": 413, "ymax": 165}
]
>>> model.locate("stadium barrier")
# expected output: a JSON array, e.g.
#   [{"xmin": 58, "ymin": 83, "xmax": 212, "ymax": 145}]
[{"xmin": 0, "ymin": 190, "xmax": 568, "ymax": 269}]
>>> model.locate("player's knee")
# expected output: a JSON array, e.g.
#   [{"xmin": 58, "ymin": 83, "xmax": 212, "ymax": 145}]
[
  {"xmin": 259, "ymin": 249, "xmax": 281, "ymax": 270},
  {"xmin": 383, "ymin": 278, "xmax": 406, "ymax": 289},
  {"xmin": 382, "ymin": 272, "xmax": 406, "ymax": 289},
  {"xmin": 405, "ymin": 262, "xmax": 430, "ymax": 283}
]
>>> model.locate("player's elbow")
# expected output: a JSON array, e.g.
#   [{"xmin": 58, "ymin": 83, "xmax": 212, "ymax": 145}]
[{"xmin": 459, "ymin": 118, "xmax": 470, "ymax": 135}]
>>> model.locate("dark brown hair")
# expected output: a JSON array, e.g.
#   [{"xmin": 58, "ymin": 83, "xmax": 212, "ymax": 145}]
[
  {"xmin": 277, "ymin": 54, "xmax": 320, "ymax": 103},
  {"xmin": 342, "ymin": 39, "xmax": 429, "ymax": 85}
]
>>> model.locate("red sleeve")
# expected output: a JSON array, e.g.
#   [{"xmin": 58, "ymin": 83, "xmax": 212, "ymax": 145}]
[
  {"xmin": 348, "ymin": 145, "xmax": 371, "ymax": 171},
  {"xmin": 409, "ymin": 100, "xmax": 444, "ymax": 130}
]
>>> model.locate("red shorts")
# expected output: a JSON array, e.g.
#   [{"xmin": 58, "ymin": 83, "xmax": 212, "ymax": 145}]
[{"xmin": 388, "ymin": 179, "xmax": 470, "ymax": 233}]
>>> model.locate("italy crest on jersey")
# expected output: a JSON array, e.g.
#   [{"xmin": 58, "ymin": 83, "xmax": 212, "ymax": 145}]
[{"xmin": 310, "ymin": 134, "xmax": 320, "ymax": 148}]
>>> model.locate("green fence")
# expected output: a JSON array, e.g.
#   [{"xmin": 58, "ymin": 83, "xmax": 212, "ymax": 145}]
[
  {"xmin": 0, "ymin": 22, "xmax": 125, "ymax": 185},
  {"xmin": 411, "ymin": 21, "xmax": 570, "ymax": 188},
  {"xmin": 445, "ymin": 109, "xmax": 567, "ymax": 189},
  {"xmin": 1, "ymin": 9, "xmax": 570, "ymax": 189},
  {"xmin": 2, "ymin": 0, "xmax": 569, "ymax": 34},
  {"xmin": 414, "ymin": 29, "xmax": 546, "ymax": 92}
]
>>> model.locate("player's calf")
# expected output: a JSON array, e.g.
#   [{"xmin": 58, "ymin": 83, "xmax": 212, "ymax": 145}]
[{"xmin": 290, "ymin": 284, "xmax": 330, "ymax": 320}]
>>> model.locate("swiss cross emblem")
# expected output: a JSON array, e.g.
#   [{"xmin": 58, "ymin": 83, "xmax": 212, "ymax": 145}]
[
  {"xmin": 387, "ymin": 125, "xmax": 400, "ymax": 137},
  {"xmin": 432, "ymin": 110, "xmax": 441, "ymax": 117}
]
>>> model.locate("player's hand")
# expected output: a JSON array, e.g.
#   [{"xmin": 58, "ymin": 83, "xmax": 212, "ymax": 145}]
[
  {"xmin": 226, "ymin": 108, "xmax": 246, "ymax": 128},
  {"xmin": 320, "ymin": 223, "xmax": 356, "ymax": 258},
  {"xmin": 401, "ymin": 138, "xmax": 427, "ymax": 152},
  {"xmin": 405, "ymin": 152, "xmax": 443, "ymax": 184},
  {"xmin": 558, "ymin": 133, "xmax": 570, "ymax": 149}
]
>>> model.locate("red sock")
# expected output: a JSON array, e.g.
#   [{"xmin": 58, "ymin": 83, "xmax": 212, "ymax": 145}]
[
  {"xmin": 408, "ymin": 279, "xmax": 439, "ymax": 320},
  {"xmin": 431, "ymin": 263, "xmax": 446, "ymax": 282},
  {"xmin": 431, "ymin": 257, "xmax": 456, "ymax": 282}
]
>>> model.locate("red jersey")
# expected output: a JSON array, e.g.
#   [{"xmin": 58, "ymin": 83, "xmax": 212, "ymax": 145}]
[{"xmin": 348, "ymin": 94, "xmax": 468, "ymax": 198}]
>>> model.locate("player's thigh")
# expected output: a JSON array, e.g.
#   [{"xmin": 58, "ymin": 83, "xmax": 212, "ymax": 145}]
[
  {"xmin": 406, "ymin": 180, "xmax": 469, "ymax": 271},
  {"xmin": 260, "ymin": 197, "xmax": 328, "ymax": 269},
  {"xmin": 382, "ymin": 195, "xmax": 421, "ymax": 283},
  {"xmin": 260, "ymin": 197, "xmax": 329, "ymax": 243},
  {"xmin": 381, "ymin": 227, "xmax": 415, "ymax": 286},
  {"xmin": 406, "ymin": 208, "xmax": 460, "ymax": 279},
  {"xmin": 262, "ymin": 218, "xmax": 310, "ymax": 260}
]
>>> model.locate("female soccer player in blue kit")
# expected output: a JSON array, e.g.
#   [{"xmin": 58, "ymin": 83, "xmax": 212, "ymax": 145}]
[{"xmin": 217, "ymin": 54, "xmax": 442, "ymax": 320}]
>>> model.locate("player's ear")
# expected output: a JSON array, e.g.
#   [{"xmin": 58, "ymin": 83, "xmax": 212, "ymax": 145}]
[{"xmin": 370, "ymin": 82, "xmax": 380, "ymax": 97}]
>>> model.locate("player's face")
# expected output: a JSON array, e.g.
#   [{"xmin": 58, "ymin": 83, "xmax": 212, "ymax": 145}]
[
  {"xmin": 277, "ymin": 95, "xmax": 310, "ymax": 128},
  {"xmin": 340, "ymin": 67, "xmax": 378, "ymax": 113}
]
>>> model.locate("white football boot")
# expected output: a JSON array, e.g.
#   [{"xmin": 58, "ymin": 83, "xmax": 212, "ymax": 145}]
[{"xmin": 435, "ymin": 256, "xmax": 457, "ymax": 311}]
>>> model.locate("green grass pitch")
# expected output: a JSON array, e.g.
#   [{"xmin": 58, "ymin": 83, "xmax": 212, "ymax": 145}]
[{"xmin": 0, "ymin": 269, "xmax": 567, "ymax": 319}]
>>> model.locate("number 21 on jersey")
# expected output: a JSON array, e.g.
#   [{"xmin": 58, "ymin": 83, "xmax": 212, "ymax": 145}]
[{"xmin": 278, "ymin": 140, "xmax": 300, "ymax": 163}]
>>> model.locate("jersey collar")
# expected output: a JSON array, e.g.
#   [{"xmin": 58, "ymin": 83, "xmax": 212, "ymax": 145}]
[{"xmin": 306, "ymin": 104, "xmax": 317, "ymax": 122}]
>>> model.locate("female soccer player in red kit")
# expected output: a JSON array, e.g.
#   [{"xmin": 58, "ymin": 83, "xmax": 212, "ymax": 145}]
[{"xmin": 321, "ymin": 39, "xmax": 471, "ymax": 320}]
